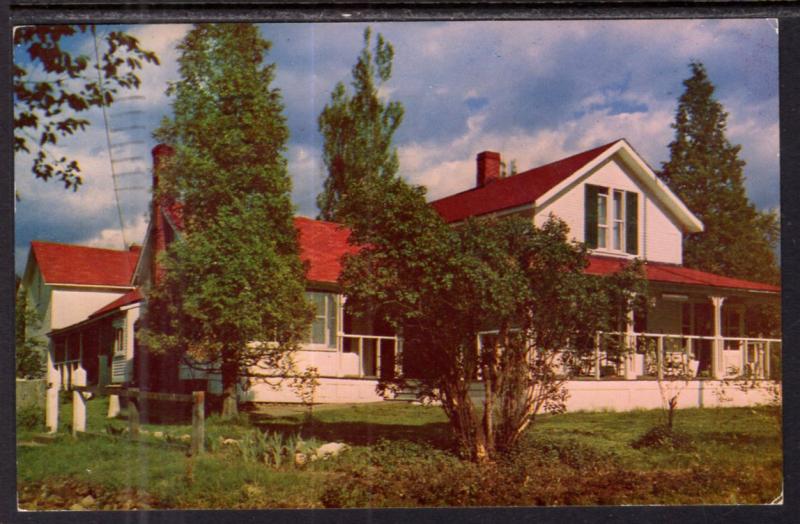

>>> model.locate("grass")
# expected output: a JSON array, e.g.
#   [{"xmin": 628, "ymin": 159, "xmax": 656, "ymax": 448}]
[{"xmin": 16, "ymin": 397, "xmax": 782, "ymax": 508}]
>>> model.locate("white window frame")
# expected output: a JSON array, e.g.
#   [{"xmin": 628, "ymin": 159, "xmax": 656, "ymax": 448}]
[
  {"xmin": 306, "ymin": 291, "xmax": 339, "ymax": 350},
  {"xmin": 597, "ymin": 190, "xmax": 608, "ymax": 249},
  {"xmin": 612, "ymin": 189, "xmax": 625, "ymax": 252},
  {"xmin": 594, "ymin": 186, "xmax": 636, "ymax": 255}
]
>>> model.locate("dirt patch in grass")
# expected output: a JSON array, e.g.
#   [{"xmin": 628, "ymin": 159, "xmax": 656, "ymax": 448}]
[{"xmin": 18, "ymin": 477, "xmax": 164, "ymax": 510}]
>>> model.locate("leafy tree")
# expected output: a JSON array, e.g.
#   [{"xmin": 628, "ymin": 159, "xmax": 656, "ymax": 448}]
[
  {"xmin": 141, "ymin": 24, "xmax": 312, "ymax": 417},
  {"xmin": 317, "ymin": 28, "xmax": 404, "ymax": 223},
  {"xmin": 16, "ymin": 288, "xmax": 46, "ymax": 379},
  {"xmin": 14, "ymin": 25, "xmax": 159, "ymax": 190},
  {"xmin": 660, "ymin": 62, "xmax": 779, "ymax": 286},
  {"xmin": 339, "ymin": 169, "xmax": 644, "ymax": 461}
]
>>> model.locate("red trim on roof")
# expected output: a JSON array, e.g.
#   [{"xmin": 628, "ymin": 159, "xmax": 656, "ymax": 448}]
[
  {"xmin": 430, "ymin": 140, "xmax": 619, "ymax": 223},
  {"xmin": 31, "ymin": 241, "xmax": 140, "ymax": 287},
  {"xmin": 586, "ymin": 256, "xmax": 780, "ymax": 293},
  {"xmin": 89, "ymin": 288, "xmax": 143, "ymax": 319},
  {"xmin": 294, "ymin": 217, "xmax": 359, "ymax": 284}
]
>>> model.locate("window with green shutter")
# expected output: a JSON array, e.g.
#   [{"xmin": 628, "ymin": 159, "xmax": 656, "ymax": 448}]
[
  {"xmin": 585, "ymin": 185, "xmax": 599, "ymax": 248},
  {"xmin": 625, "ymin": 192, "xmax": 638, "ymax": 255},
  {"xmin": 585, "ymin": 184, "xmax": 638, "ymax": 255}
]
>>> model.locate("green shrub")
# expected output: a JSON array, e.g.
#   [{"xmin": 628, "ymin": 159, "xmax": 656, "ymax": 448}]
[
  {"xmin": 632, "ymin": 425, "xmax": 695, "ymax": 451},
  {"xmin": 236, "ymin": 429, "xmax": 320, "ymax": 468},
  {"xmin": 17, "ymin": 404, "xmax": 44, "ymax": 431}
]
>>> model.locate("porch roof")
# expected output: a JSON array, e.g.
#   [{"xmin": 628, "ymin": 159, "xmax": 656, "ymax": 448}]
[
  {"xmin": 89, "ymin": 288, "xmax": 143, "ymax": 319},
  {"xmin": 586, "ymin": 255, "xmax": 780, "ymax": 294}
]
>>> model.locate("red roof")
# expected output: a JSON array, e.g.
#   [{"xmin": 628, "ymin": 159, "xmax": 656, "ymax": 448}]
[
  {"xmin": 586, "ymin": 255, "xmax": 780, "ymax": 293},
  {"xmin": 431, "ymin": 140, "xmax": 619, "ymax": 223},
  {"xmin": 89, "ymin": 288, "xmax": 143, "ymax": 318},
  {"xmin": 294, "ymin": 216, "xmax": 359, "ymax": 284},
  {"xmin": 31, "ymin": 241, "xmax": 139, "ymax": 287},
  {"xmin": 153, "ymin": 201, "xmax": 356, "ymax": 284}
]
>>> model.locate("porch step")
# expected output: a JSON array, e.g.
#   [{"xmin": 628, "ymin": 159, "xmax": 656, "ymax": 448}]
[{"xmin": 384, "ymin": 388, "xmax": 418, "ymax": 402}]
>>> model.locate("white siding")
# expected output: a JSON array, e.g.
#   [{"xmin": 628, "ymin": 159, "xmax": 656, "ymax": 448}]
[
  {"xmin": 643, "ymin": 195, "xmax": 682, "ymax": 264},
  {"xmin": 535, "ymin": 157, "xmax": 684, "ymax": 264},
  {"xmin": 464, "ymin": 379, "xmax": 776, "ymax": 411},
  {"xmin": 50, "ymin": 287, "xmax": 130, "ymax": 330}
]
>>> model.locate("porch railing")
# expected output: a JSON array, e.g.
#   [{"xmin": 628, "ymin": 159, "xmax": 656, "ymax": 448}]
[
  {"xmin": 590, "ymin": 332, "xmax": 781, "ymax": 380},
  {"xmin": 477, "ymin": 331, "xmax": 780, "ymax": 381},
  {"xmin": 338, "ymin": 334, "xmax": 402, "ymax": 379}
]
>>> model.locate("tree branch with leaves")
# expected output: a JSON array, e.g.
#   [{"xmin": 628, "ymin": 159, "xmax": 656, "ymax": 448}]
[{"xmin": 14, "ymin": 25, "xmax": 159, "ymax": 191}]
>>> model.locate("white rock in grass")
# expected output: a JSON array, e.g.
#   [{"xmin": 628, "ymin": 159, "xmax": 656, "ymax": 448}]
[
  {"xmin": 315, "ymin": 442, "xmax": 349, "ymax": 460},
  {"xmin": 180, "ymin": 434, "xmax": 192, "ymax": 442},
  {"xmin": 153, "ymin": 431, "xmax": 164, "ymax": 439},
  {"xmin": 222, "ymin": 438, "xmax": 240, "ymax": 446}
]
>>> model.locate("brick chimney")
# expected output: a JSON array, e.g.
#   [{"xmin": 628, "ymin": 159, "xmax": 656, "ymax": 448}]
[{"xmin": 476, "ymin": 151, "xmax": 501, "ymax": 188}]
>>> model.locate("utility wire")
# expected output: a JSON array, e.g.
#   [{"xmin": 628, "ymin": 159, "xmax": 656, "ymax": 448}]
[{"xmin": 92, "ymin": 25, "xmax": 129, "ymax": 250}]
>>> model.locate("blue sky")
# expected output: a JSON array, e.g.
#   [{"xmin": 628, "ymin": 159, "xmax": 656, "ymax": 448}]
[{"xmin": 14, "ymin": 19, "xmax": 779, "ymax": 274}]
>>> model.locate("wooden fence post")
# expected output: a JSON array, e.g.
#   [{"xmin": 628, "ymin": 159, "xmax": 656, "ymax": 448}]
[
  {"xmin": 71, "ymin": 366, "xmax": 88, "ymax": 437},
  {"xmin": 128, "ymin": 397, "xmax": 140, "ymax": 439},
  {"xmin": 191, "ymin": 391, "xmax": 205, "ymax": 456},
  {"xmin": 72, "ymin": 392, "xmax": 87, "ymax": 436}
]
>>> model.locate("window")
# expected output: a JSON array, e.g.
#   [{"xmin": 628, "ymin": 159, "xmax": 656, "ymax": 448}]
[
  {"xmin": 613, "ymin": 190, "xmax": 624, "ymax": 250},
  {"xmin": 113, "ymin": 328, "xmax": 125, "ymax": 355},
  {"xmin": 585, "ymin": 185, "xmax": 638, "ymax": 255},
  {"xmin": 597, "ymin": 189, "xmax": 608, "ymax": 248},
  {"xmin": 306, "ymin": 291, "xmax": 338, "ymax": 349}
]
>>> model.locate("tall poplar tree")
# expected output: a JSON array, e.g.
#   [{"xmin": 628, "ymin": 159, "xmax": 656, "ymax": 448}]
[
  {"xmin": 142, "ymin": 24, "xmax": 312, "ymax": 417},
  {"xmin": 660, "ymin": 62, "xmax": 779, "ymax": 285},
  {"xmin": 317, "ymin": 28, "xmax": 404, "ymax": 223}
]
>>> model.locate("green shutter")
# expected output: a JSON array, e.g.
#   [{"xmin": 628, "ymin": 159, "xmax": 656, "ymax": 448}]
[
  {"xmin": 585, "ymin": 185, "xmax": 599, "ymax": 248},
  {"xmin": 626, "ymin": 192, "xmax": 638, "ymax": 255}
]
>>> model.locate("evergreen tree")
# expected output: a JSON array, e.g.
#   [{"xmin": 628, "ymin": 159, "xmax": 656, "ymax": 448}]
[
  {"xmin": 142, "ymin": 24, "xmax": 312, "ymax": 417},
  {"xmin": 316, "ymin": 28, "xmax": 404, "ymax": 223},
  {"xmin": 16, "ymin": 288, "xmax": 46, "ymax": 379},
  {"xmin": 660, "ymin": 62, "xmax": 779, "ymax": 285}
]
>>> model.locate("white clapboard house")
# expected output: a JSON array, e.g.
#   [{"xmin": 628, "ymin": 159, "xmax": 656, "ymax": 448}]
[{"xmin": 22, "ymin": 139, "xmax": 780, "ymax": 423}]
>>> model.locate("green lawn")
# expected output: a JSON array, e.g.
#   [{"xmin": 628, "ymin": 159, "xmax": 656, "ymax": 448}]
[{"xmin": 16, "ymin": 398, "xmax": 782, "ymax": 508}]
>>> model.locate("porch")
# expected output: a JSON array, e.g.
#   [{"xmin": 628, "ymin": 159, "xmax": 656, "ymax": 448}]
[{"xmin": 584, "ymin": 332, "xmax": 781, "ymax": 380}]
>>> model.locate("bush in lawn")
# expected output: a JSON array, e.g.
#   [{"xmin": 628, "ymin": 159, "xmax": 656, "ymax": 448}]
[
  {"xmin": 321, "ymin": 437, "xmax": 629, "ymax": 507},
  {"xmin": 17, "ymin": 403, "xmax": 44, "ymax": 431},
  {"xmin": 632, "ymin": 425, "xmax": 694, "ymax": 451}
]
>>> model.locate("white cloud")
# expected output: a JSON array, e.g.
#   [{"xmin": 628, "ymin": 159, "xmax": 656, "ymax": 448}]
[
  {"xmin": 82, "ymin": 213, "xmax": 150, "ymax": 250},
  {"xmin": 15, "ymin": 19, "xmax": 778, "ymax": 273}
]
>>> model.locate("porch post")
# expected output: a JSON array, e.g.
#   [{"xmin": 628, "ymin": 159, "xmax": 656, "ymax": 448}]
[
  {"xmin": 624, "ymin": 309, "xmax": 636, "ymax": 380},
  {"xmin": 46, "ymin": 344, "xmax": 60, "ymax": 433},
  {"xmin": 337, "ymin": 295, "xmax": 345, "ymax": 378},
  {"xmin": 656, "ymin": 336, "xmax": 664, "ymax": 381},
  {"xmin": 765, "ymin": 342, "xmax": 771, "ymax": 379},
  {"xmin": 710, "ymin": 296, "xmax": 726, "ymax": 379},
  {"xmin": 594, "ymin": 333, "xmax": 601, "ymax": 380},
  {"xmin": 394, "ymin": 336, "xmax": 403, "ymax": 378}
]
